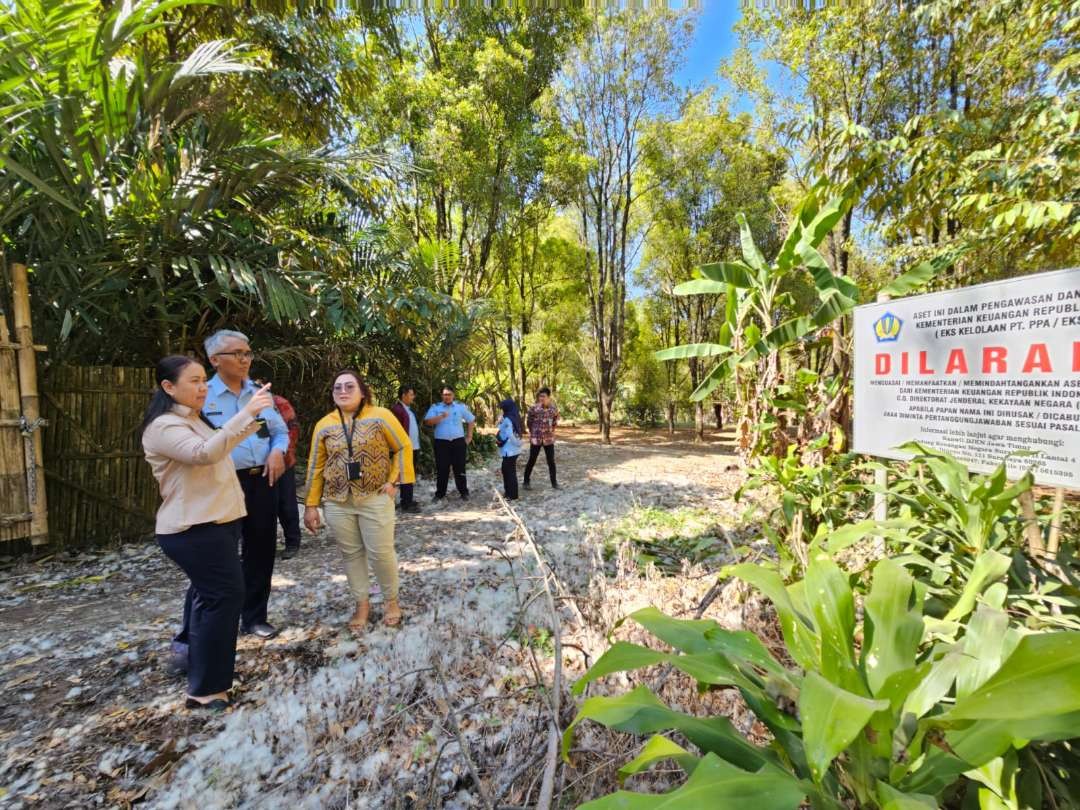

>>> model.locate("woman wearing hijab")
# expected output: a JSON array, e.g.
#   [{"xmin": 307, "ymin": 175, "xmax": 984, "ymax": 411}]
[
  {"xmin": 141, "ymin": 355, "xmax": 273, "ymax": 711},
  {"xmin": 496, "ymin": 398, "xmax": 523, "ymax": 500},
  {"xmin": 303, "ymin": 370, "xmax": 414, "ymax": 631}
]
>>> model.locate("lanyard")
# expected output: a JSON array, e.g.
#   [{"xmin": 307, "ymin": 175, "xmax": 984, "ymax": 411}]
[{"xmin": 337, "ymin": 408, "xmax": 359, "ymax": 459}]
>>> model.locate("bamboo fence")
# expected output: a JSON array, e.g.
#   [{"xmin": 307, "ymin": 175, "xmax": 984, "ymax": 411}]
[
  {"xmin": 40, "ymin": 366, "xmax": 159, "ymax": 548},
  {"xmin": 0, "ymin": 310, "xmax": 31, "ymax": 544}
]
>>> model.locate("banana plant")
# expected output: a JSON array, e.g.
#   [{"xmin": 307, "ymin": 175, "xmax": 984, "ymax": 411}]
[
  {"xmin": 654, "ymin": 184, "xmax": 861, "ymax": 403},
  {"xmin": 565, "ymin": 557, "xmax": 1080, "ymax": 808}
]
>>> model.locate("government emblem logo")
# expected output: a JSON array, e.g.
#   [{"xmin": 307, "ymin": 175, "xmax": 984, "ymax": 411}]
[{"xmin": 873, "ymin": 312, "xmax": 902, "ymax": 343}]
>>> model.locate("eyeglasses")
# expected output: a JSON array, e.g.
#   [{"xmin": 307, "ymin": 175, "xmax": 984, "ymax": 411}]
[
  {"xmin": 215, "ymin": 350, "xmax": 255, "ymax": 361},
  {"xmin": 333, "ymin": 383, "xmax": 358, "ymax": 392}
]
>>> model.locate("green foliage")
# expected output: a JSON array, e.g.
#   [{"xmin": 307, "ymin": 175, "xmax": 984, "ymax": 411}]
[
  {"xmin": 605, "ymin": 506, "xmax": 735, "ymax": 575},
  {"xmin": 735, "ymin": 438, "xmax": 871, "ymax": 579},
  {"xmin": 567, "ymin": 560, "xmax": 1080, "ymax": 808},
  {"xmin": 658, "ymin": 185, "xmax": 861, "ymax": 404},
  {"xmin": 0, "ymin": 0, "xmax": 424, "ymax": 366},
  {"xmin": 880, "ymin": 444, "xmax": 1080, "ymax": 632}
]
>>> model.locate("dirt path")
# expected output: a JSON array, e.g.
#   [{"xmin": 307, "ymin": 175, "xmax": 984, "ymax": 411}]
[{"xmin": 0, "ymin": 432, "xmax": 745, "ymax": 808}]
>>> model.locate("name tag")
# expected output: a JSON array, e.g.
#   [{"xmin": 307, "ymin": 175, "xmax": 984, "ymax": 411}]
[{"xmin": 205, "ymin": 411, "xmax": 223, "ymax": 417}]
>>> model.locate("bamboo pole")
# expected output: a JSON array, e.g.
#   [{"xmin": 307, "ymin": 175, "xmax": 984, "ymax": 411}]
[
  {"xmin": 1046, "ymin": 486, "xmax": 1066, "ymax": 557},
  {"xmin": 11, "ymin": 262, "xmax": 49, "ymax": 545},
  {"xmin": 1018, "ymin": 489, "xmax": 1045, "ymax": 558}
]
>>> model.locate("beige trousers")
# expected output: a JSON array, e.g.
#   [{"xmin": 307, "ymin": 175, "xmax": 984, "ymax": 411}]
[{"xmin": 323, "ymin": 492, "xmax": 399, "ymax": 601}]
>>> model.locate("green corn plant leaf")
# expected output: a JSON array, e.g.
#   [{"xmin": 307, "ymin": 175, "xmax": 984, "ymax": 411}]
[
  {"xmin": 863, "ymin": 560, "xmax": 923, "ymax": 697},
  {"xmin": 902, "ymin": 652, "xmax": 965, "ymax": 720},
  {"xmin": 728, "ymin": 564, "xmax": 819, "ymax": 671},
  {"xmin": 944, "ymin": 632, "xmax": 1080, "ymax": 721},
  {"xmin": 580, "ymin": 754, "xmax": 807, "ymax": 810},
  {"xmin": 630, "ymin": 607, "xmax": 726, "ymax": 655},
  {"xmin": 616, "ymin": 735, "xmax": 700, "ymax": 785},
  {"xmin": 572, "ymin": 642, "xmax": 669, "ymax": 696},
  {"xmin": 562, "ymin": 685, "xmax": 773, "ymax": 773},
  {"xmin": 944, "ymin": 710, "xmax": 1080, "ymax": 768},
  {"xmin": 672, "ymin": 278, "xmax": 728, "ymax": 296},
  {"xmin": 954, "ymin": 603, "xmax": 1017, "ymax": 700},
  {"xmin": 941, "ymin": 550, "xmax": 1012, "ymax": 623},
  {"xmin": 572, "ymin": 642, "xmax": 750, "ymax": 695},
  {"xmin": 897, "ymin": 745, "xmax": 971, "ymax": 796},
  {"xmin": 805, "ymin": 556, "xmax": 862, "ymax": 693},
  {"xmin": 799, "ymin": 671, "xmax": 889, "ymax": 783},
  {"xmin": 654, "ymin": 343, "xmax": 732, "ymax": 362},
  {"xmin": 876, "ymin": 781, "xmax": 938, "ymax": 809},
  {"xmin": 820, "ymin": 519, "xmax": 916, "ymax": 555}
]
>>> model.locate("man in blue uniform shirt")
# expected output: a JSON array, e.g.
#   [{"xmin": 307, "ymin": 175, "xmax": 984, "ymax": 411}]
[
  {"xmin": 202, "ymin": 329, "xmax": 289, "ymax": 639},
  {"xmin": 423, "ymin": 385, "xmax": 475, "ymax": 501}
]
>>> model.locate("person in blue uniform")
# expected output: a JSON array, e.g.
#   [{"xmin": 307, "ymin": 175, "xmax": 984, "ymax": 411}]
[
  {"xmin": 202, "ymin": 329, "xmax": 290, "ymax": 639},
  {"xmin": 496, "ymin": 398, "xmax": 522, "ymax": 500},
  {"xmin": 423, "ymin": 385, "xmax": 475, "ymax": 501}
]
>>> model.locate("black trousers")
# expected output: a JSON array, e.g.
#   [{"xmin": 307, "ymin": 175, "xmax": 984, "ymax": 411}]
[
  {"xmin": 434, "ymin": 438, "xmax": 468, "ymax": 497},
  {"xmin": 501, "ymin": 455, "xmax": 519, "ymax": 500},
  {"xmin": 399, "ymin": 451, "xmax": 419, "ymax": 506},
  {"xmin": 276, "ymin": 464, "xmax": 301, "ymax": 549},
  {"xmin": 160, "ymin": 521, "xmax": 244, "ymax": 697},
  {"xmin": 524, "ymin": 443, "xmax": 557, "ymax": 486},
  {"xmin": 237, "ymin": 470, "xmax": 278, "ymax": 628}
]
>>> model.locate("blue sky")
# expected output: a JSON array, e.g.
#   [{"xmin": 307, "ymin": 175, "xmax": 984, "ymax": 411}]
[{"xmin": 677, "ymin": 2, "xmax": 743, "ymax": 93}]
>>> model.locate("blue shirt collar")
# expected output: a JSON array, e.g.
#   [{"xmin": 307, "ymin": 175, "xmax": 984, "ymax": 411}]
[{"xmin": 207, "ymin": 374, "xmax": 252, "ymax": 398}]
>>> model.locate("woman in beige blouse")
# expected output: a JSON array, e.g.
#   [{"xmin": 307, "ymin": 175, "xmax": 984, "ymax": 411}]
[{"xmin": 141, "ymin": 355, "xmax": 272, "ymax": 711}]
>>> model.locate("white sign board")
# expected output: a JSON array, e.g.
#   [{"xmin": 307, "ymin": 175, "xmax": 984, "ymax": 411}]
[{"xmin": 854, "ymin": 267, "xmax": 1080, "ymax": 488}]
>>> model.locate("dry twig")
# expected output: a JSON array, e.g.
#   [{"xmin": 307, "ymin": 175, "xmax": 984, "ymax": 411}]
[{"xmin": 494, "ymin": 489, "xmax": 564, "ymax": 810}]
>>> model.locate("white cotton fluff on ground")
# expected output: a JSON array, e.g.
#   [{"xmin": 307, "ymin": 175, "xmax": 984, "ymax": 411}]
[{"xmin": 144, "ymin": 442, "xmax": 745, "ymax": 809}]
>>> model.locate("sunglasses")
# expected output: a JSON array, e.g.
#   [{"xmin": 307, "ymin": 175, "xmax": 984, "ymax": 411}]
[{"xmin": 215, "ymin": 350, "xmax": 255, "ymax": 361}]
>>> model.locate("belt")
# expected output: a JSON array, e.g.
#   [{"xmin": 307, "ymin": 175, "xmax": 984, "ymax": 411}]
[{"xmin": 237, "ymin": 466, "xmax": 264, "ymax": 476}]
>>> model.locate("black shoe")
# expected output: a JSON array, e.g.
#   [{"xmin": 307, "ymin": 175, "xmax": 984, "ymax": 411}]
[
  {"xmin": 460, "ymin": 492, "xmax": 469, "ymax": 501},
  {"xmin": 552, "ymin": 483, "xmax": 560, "ymax": 490},
  {"xmin": 433, "ymin": 495, "xmax": 446, "ymax": 501},
  {"xmin": 280, "ymin": 545, "xmax": 300, "ymax": 560},
  {"xmin": 241, "ymin": 622, "xmax": 279, "ymax": 639},
  {"xmin": 166, "ymin": 650, "xmax": 188, "ymax": 677},
  {"xmin": 402, "ymin": 502, "xmax": 422, "ymax": 513},
  {"xmin": 185, "ymin": 697, "xmax": 230, "ymax": 712},
  {"xmin": 523, "ymin": 481, "xmax": 531, "ymax": 490}
]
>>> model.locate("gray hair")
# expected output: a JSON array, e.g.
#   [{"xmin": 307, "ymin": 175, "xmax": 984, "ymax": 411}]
[{"xmin": 204, "ymin": 329, "xmax": 250, "ymax": 358}]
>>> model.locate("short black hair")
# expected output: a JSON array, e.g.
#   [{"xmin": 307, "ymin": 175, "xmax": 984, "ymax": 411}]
[
  {"xmin": 397, "ymin": 384, "xmax": 414, "ymax": 399},
  {"xmin": 537, "ymin": 386, "xmax": 551, "ymax": 396},
  {"xmin": 441, "ymin": 385, "xmax": 455, "ymax": 394}
]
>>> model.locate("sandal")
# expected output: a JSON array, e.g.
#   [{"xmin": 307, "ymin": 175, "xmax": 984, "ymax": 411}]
[
  {"xmin": 383, "ymin": 598, "xmax": 402, "ymax": 628},
  {"xmin": 185, "ymin": 696, "xmax": 231, "ymax": 712},
  {"xmin": 348, "ymin": 600, "xmax": 370, "ymax": 632}
]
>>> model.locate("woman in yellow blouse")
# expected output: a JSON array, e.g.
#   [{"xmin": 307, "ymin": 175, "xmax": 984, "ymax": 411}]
[{"xmin": 303, "ymin": 370, "xmax": 414, "ymax": 631}]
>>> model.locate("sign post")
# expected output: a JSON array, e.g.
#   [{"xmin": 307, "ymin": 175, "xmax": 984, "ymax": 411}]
[{"xmin": 854, "ymin": 267, "xmax": 1080, "ymax": 494}]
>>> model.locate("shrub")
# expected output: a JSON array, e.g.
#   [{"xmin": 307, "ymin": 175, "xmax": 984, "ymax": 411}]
[{"xmin": 564, "ymin": 556, "xmax": 1080, "ymax": 808}]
